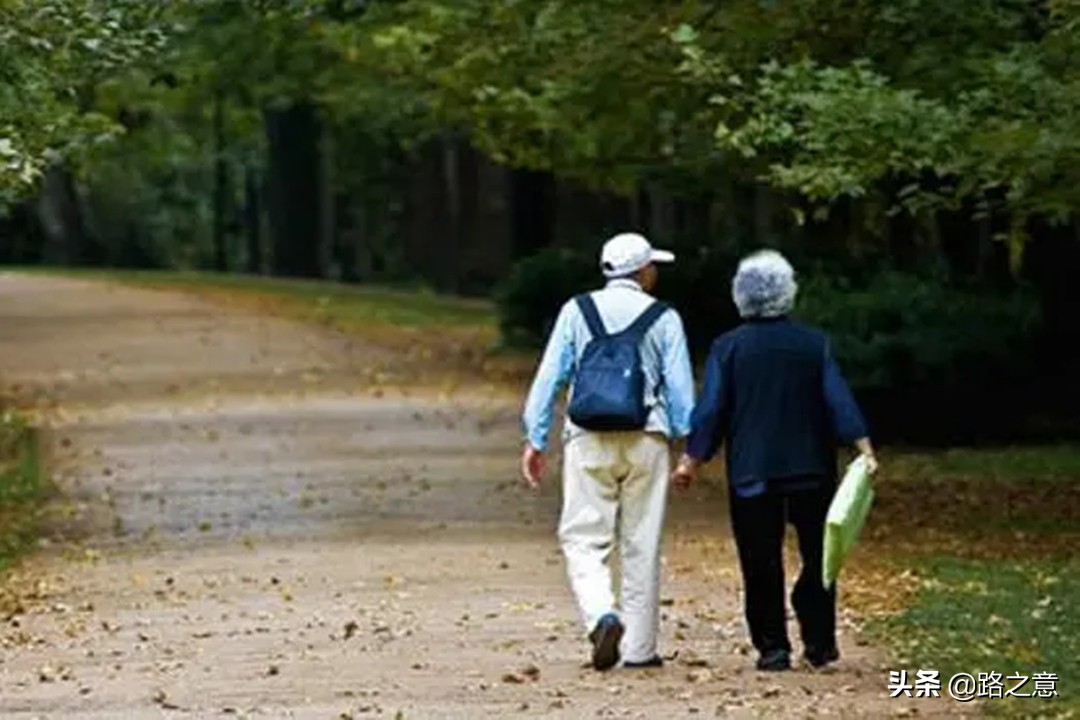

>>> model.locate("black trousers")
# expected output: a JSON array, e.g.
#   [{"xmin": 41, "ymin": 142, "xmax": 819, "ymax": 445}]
[{"xmin": 729, "ymin": 478, "xmax": 837, "ymax": 656}]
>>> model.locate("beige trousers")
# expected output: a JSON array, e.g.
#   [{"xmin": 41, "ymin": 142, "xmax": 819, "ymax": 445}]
[{"xmin": 558, "ymin": 431, "xmax": 670, "ymax": 664}]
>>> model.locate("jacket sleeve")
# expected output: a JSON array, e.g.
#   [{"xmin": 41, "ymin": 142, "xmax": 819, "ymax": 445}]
[
  {"xmin": 658, "ymin": 310, "xmax": 695, "ymax": 439},
  {"xmin": 521, "ymin": 302, "xmax": 577, "ymax": 451},
  {"xmin": 686, "ymin": 336, "xmax": 733, "ymax": 462},
  {"xmin": 822, "ymin": 340, "xmax": 869, "ymax": 444}
]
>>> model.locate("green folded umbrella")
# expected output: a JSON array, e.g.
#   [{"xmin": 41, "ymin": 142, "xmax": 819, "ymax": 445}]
[{"xmin": 822, "ymin": 455, "xmax": 875, "ymax": 590}]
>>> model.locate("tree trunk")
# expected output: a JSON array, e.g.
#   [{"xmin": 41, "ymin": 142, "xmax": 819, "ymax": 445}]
[
  {"xmin": 646, "ymin": 183, "xmax": 676, "ymax": 245},
  {"xmin": 263, "ymin": 102, "xmax": 325, "ymax": 278},
  {"xmin": 334, "ymin": 195, "xmax": 358, "ymax": 283},
  {"xmin": 975, "ymin": 209, "xmax": 993, "ymax": 282},
  {"xmin": 212, "ymin": 91, "xmax": 230, "ymax": 272},
  {"xmin": 753, "ymin": 184, "xmax": 773, "ymax": 246},
  {"xmin": 243, "ymin": 165, "xmax": 263, "ymax": 274},
  {"xmin": 439, "ymin": 134, "xmax": 462, "ymax": 293},
  {"xmin": 629, "ymin": 186, "xmax": 645, "ymax": 228},
  {"xmin": 35, "ymin": 164, "xmax": 88, "ymax": 266},
  {"xmin": 405, "ymin": 140, "xmax": 445, "ymax": 286},
  {"xmin": 319, "ymin": 123, "xmax": 336, "ymax": 278},
  {"xmin": 712, "ymin": 175, "xmax": 739, "ymax": 248},
  {"xmin": 470, "ymin": 154, "xmax": 513, "ymax": 290},
  {"xmin": 512, "ymin": 169, "xmax": 555, "ymax": 257}
]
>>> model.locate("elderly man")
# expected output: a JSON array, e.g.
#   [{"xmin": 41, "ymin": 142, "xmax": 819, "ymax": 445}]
[
  {"xmin": 521, "ymin": 232, "xmax": 695, "ymax": 671},
  {"xmin": 673, "ymin": 249, "xmax": 878, "ymax": 672}
]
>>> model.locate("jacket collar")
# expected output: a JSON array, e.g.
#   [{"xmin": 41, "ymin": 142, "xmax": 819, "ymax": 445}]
[{"xmin": 605, "ymin": 278, "xmax": 644, "ymax": 292}]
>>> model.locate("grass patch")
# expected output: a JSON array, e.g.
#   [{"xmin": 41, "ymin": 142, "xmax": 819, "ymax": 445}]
[
  {"xmin": 7, "ymin": 267, "xmax": 534, "ymax": 388},
  {"xmin": 16, "ymin": 268, "xmax": 498, "ymax": 332},
  {"xmin": 886, "ymin": 444, "xmax": 1080, "ymax": 483},
  {"xmin": 854, "ymin": 445, "xmax": 1080, "ymax": 718},
  {"xmin": 867, "ymin": 557, "xmax": 1078, "ymax": 717},
  {"xmin": 0, "ymin": 410, "xmax": 45, "ymax": 572}
]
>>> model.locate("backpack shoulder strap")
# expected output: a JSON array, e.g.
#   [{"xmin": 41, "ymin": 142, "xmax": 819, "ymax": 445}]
[
  {"xmin": 574, "ymin": 294, "xmax": 608, "ymax": 339},
  {"xmin": 620, "ymin": 301, "xmax": 670, "ymax": 340}
]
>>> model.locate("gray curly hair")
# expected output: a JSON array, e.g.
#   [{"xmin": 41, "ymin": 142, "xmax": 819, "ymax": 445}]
[{"xmin": 731, "ymin": 249, "xmax": 798, "ymax": 319}]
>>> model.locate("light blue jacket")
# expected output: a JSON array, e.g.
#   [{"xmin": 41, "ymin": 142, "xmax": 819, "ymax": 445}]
[{"xmin": 522, "ymin": 279, "xmax": 696, "ymax": 451}]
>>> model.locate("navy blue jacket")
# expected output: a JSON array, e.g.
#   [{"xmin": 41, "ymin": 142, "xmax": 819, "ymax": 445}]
[{"xmin": 685, "ymin": 317, "xmax": 868, "ymax": 497}]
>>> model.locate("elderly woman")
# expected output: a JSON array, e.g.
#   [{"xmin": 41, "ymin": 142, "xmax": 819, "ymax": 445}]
[{"xmin": 672, "ymin": 249, "xmax": 878, "ymax": 671}]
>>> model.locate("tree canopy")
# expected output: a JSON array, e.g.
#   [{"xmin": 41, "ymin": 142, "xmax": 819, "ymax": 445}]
[
  {"xmin": 362, "ymin": 0, "xmax": 1080, "ymax": 237},
  {"xmin": 0, "ymin": 0, "xmax": 171, "ymax": 199},
  {"xmin": 3, "ymin": 0, "xmax": 1079, "ymax": 250}
]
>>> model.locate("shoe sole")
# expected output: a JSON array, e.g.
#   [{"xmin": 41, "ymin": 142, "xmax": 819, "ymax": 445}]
[
  {"xmin": 805, "ymin": 651, "xmax": 840, "ymax": 669},
  {"xmin": 756, "ymin": 652, "xmax": 792, "ymax": 672},
  {"xmin": 591, "ymin": 620, "xmax": 624, "ymax": 671},
  {"xmin": 757, "ymin": 663, "xmax": 792, "ymax": 672}
]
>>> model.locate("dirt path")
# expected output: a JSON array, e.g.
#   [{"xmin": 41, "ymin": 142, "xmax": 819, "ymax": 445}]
[{"xmin": 0, "ymin": 274, "xmax": 952, "ymax": 718}]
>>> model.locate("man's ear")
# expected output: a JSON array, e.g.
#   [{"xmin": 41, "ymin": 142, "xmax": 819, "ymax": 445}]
[{"xmin": 638, "ymin": 264, "xmax": 658, "ymax": 289}]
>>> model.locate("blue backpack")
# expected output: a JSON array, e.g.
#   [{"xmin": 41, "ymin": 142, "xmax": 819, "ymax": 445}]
[{"xmin": 567, "ymin": 294, "xmax": 670, "ymax": 432}]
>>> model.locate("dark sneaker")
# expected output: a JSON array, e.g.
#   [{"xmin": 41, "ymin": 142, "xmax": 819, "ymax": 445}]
[
  {"xmin": 756, "ymin": 648, "xmax": 792, "ymax": 671},
  {"xmin": 805, "ymin": 645, "xmax": 840, "ymax": 668},
  {"xmin": 623, "ymin": 655, "xmax": 663, "ymax": 669},
  {"xmin": 588, "ymin": 613, "xmax": 624, "ymax": 671}
]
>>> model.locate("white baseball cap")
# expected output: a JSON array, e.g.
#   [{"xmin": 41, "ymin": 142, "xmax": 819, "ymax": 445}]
[{"xmin": 600, "ymin": 233, "xmax": 676, "ymax": 278}]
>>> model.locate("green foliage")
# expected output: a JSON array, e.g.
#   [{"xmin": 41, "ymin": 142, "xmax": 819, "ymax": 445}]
[
  {"xmin": 4, "ymin": 0, "xmax": 1080, "ymax": 248},
  {"xmin": 496, "ymin": 249, "xmax": 1042, "ymax": 441},
  {"xmin": 796, "ymin": 272, "xmax": 1040, "ymax": 392},
  {"xmin": 364, "ymin": 1, "xmax": 725, "ymax": 190},
  {"xmin": 0, "ymin": 410, "xmax": 44, "ymax": 570},
  {"xmin": 714, "ymin": 60, "xmax": 968, "ymax": 204},
  {"xmin": 495, "ymin": 240, "xmax": 749, "ymax": 354},
  {"xmin": 497, "ymin": 247, "xmax": 1039, "ymax": 384},
  {"xmin": 494, "ymin": 247, "xmax": 596, "ymax": 349},
  {"xmin": 0, "ymin": 0, "xmax": 170, "ymax": 200},
  {"xmin": 686, "ymin": 2, "xmax": 1080, "ymax": 238},
  {"xmin": 358, "ymin": 0, "xmax": 1080, "ymax": 252},
  {"xmin": 651, "ymin": 243, "xmax": 745, "ymax": 356}
]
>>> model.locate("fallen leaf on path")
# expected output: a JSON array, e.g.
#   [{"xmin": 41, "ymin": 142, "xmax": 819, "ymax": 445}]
[
  {"xmin": 673, "ymin": 651, "xmax": 708, "ymax": 669},
  {"xmin": 687, "ymin": 669, "xmax": 713, "ymax": 683},
  {"xmin": 151, "ymin": 690, "xmax": 181, "ymax": 710}
]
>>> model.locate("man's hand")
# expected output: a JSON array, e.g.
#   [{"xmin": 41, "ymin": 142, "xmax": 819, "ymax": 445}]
[
  {"xmin": 521, "ymin": 444, "xmax": 547, "ymax": 490},
  {"xmin": 862, "ymin": 452, "xmax": 879, "ymax": 476},
  {"xmin": 672, "ymin": 455, "xmax": 700, "ymax": 492}
]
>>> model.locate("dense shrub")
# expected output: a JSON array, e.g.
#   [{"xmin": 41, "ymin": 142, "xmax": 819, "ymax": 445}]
[
  {"xmin": 494, "ymin": 247, "xmax": 597, "ymax": 348},
  {"xmin": 496, "ymin": 247, "xmax": 1044, "ymax": 443},
  {"xmin": 795, "ymin": 272, "xmax": 1040, "ymax": 393},
  {"xmin": 494, "ymin": 243, "xmax": 745, "ymax": 354},
  {"xmin": 795, "ymin": 272, "xmax": 1042, "ymax": 443}
]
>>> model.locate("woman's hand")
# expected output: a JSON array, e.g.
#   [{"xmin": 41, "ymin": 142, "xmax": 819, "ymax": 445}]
[
  {"xmin": 672, "ymin": 455, "xmax": 701, "ymax": 492},
  {"xmin": 855, "ymin": 438, "xmax": 879, "ymax": 475}
]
